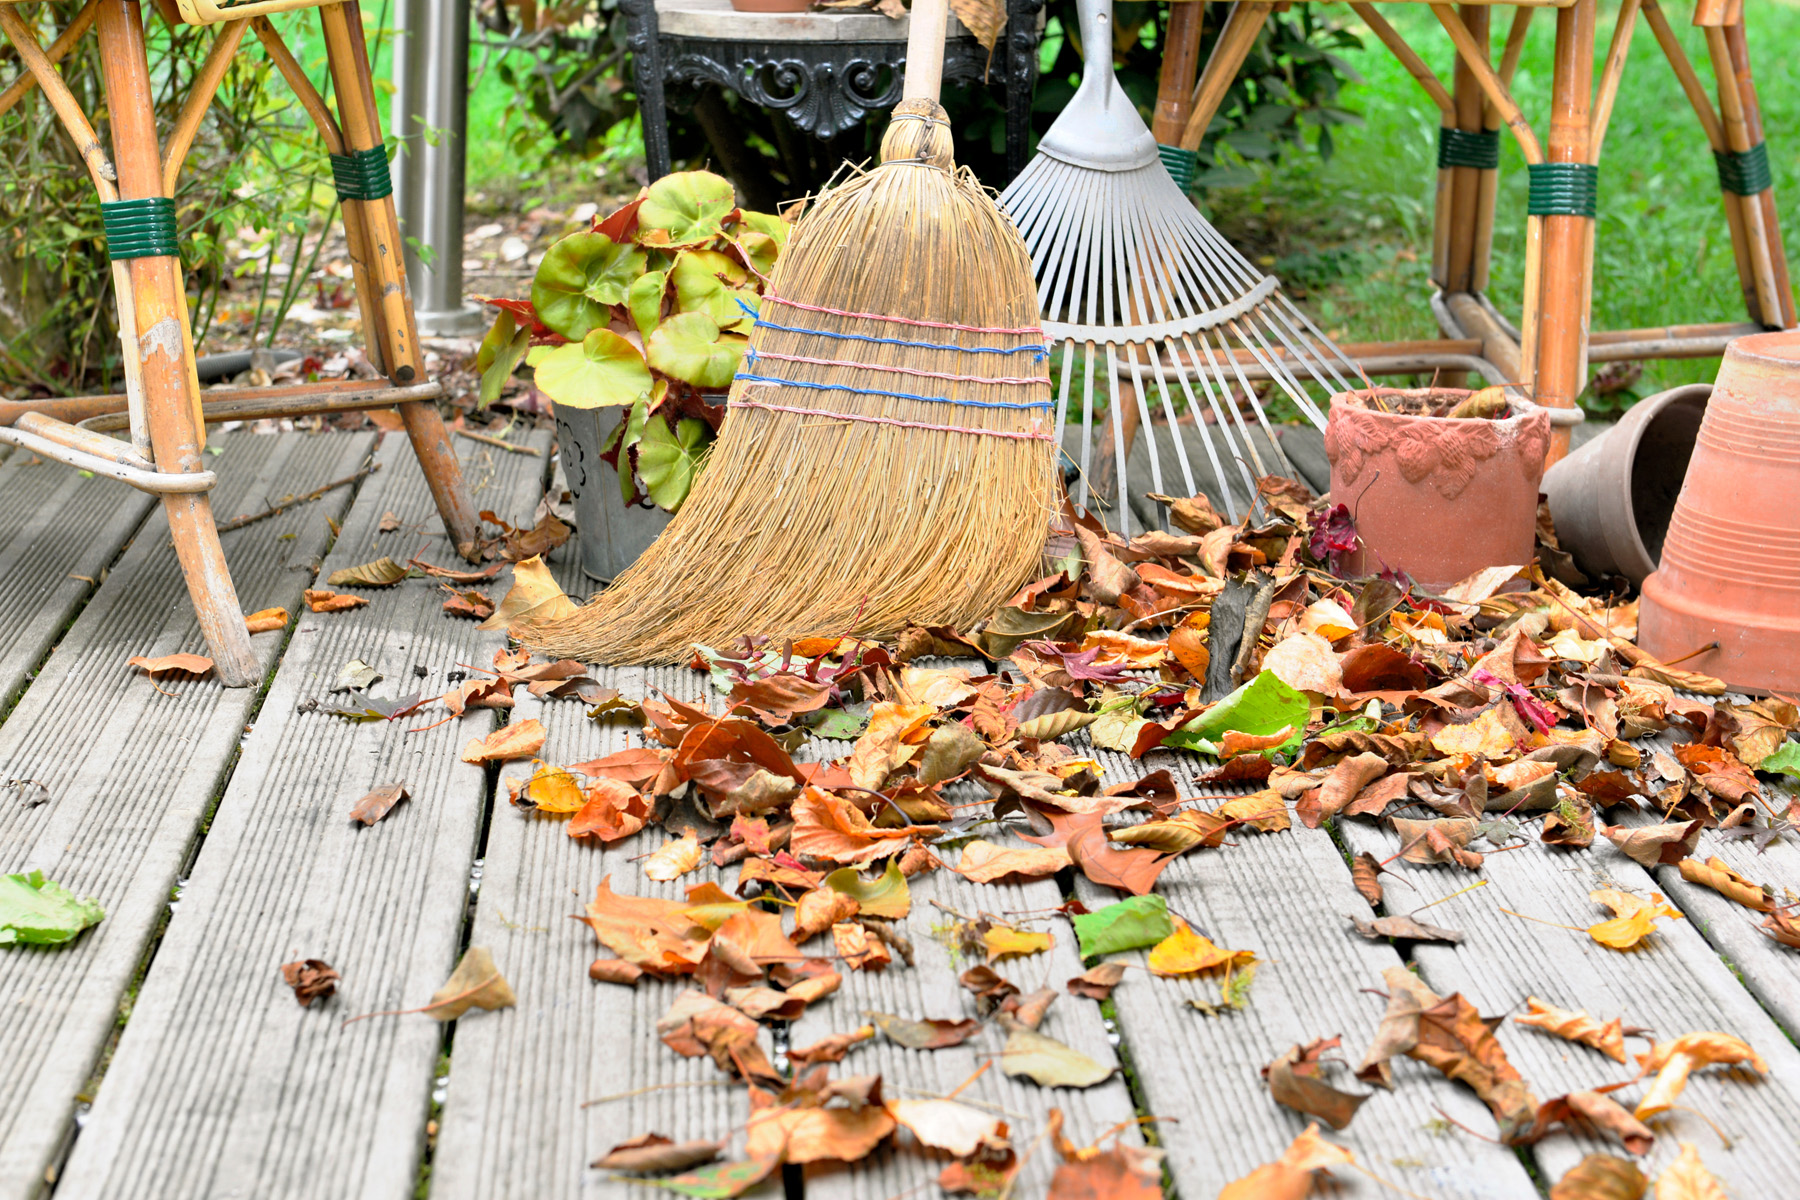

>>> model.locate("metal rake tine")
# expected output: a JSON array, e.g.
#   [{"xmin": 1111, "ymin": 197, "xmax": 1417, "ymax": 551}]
[
  {"xmin": 1237, "ymin": 309, "xmax": 1331, "ymax": 429},
  {"xmin": 1217, "ymin": 321, "xmax": 1297, "ymax": 479},
  {"xmin": 1180, "ymin": 332, "xmax": 1255, "ymax": 520},
  {"xmin": 1161, "ymin": 336, "xmax": 1233, "ymax": 515},
  {"xmin": 1198, "ymin": 326, "xmax": 1278, "ymax": 483},
  {"xmin": 1053, "ymin": 337, "xmax": 1077, "ymax": 452},
  {"xmin": 1078, "ymin": 340, "xmax": 1096, "ymax": 511},
  {"xmin": 1104, "ymin": 343, "xmax": 1131, "ymax": 534},
  {"xmin": 1124, "ymin": 343, "xmax": 1167, "ymax": 507},
  {"xmin": 1271, "ymin": 291, "xmax": 1362, "ymax": 386},
  {"xmin": 1145, "ymin": 338, "xmax": 1198, "ymax": 500}
]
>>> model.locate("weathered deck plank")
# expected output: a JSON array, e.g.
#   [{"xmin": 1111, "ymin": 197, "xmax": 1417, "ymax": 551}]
[
  {"xmin": 1336, "ymin": 810, "xmax": 1800, "ymax": 1191},
  {"xmin": 1082, "ymin": 746, "xmax": 1540, "ymax": 1200},
  {"xmin": 0, "ymin": 454, "xmax": 156, "ymax": 712},
  {"xmin": 0, "ymin": 430, "xmax": 375, "ymax": 1200},
  {"xmin": 431, "ymin": 664, "xmax": 764, "ymax": 1200},
  {"xmin": 50, "ymin": 431, "xmax": 549, "ymax": 1200}
]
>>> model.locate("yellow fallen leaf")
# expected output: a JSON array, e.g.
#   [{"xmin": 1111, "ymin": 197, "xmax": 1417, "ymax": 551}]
[
  {"xmin": 460, "ymin": 719, "xmax": 548, "ymax": 765},
  {"xmin": 1429, "ymin": 707, "xmax": 1518, "ymax": 759},
  {"xmin": 1297, "ymin": 599, "xmax": 1357, "ymax": 643},
  {"xmin": 510, "ymin": 762, "xmax": 585, "ymax": 814},
  {"xmin": 244, "ymin": 607, "xmax": 289, "ymax": 634},
  {"xmin": 1390, "ymin": 610, "xmax": 1448, "ymax": 645},
  {"xmin": 644, "ymin": 832, "xmax": 703, "ymax": 882},
  {"xmin": 983, "ymin": 926, "xmax": 1052, "ymax": 962},
  {"xmin": 954, "ymin": 840, "xmax": 1072, "ymax": 883},
  {"xmin": 1587, "ymin": 888, "xmax": 1682, "ymax": 951},
  {"xmin": 1635, "ymin": 1032, "xmax": 1767, "ymax": 1120},
  {"xmin": 1079, "ymin": 630, "xmax": 1171, "ymax": 669},
  {"xmin": 1654, "ymin": 1142, "xmax": 1727, "ymax": 1200},
  {"xmin": 1216, "ymin": 790, "xmax": 1291, "ymax": 833},
  {"xmin": 1146, "ymin": 919, "xmax": 1256, "ymax": 978},
  {"xmin": 481, "ymin": 554, "xmax": 576, "ymax": 631}
]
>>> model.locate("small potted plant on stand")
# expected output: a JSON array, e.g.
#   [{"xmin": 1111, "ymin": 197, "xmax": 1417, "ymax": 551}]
[
  {"xmin": 475, "ymin": 171, "xmax": 790, "ymax": 583},
  {"xmin": 1323, "ymin": 386, "xmax": 1552, "ymax": 590}
]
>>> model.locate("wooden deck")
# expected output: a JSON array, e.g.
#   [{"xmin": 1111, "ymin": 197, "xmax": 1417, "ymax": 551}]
[{"xmin": 1, "ymin": 427, "xmax": 1797, "ymax": 1199}]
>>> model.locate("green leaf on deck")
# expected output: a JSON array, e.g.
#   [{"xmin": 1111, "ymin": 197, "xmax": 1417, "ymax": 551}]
[
  {"xmin": 0, "ymin": 870, "xmax": 104, "ymax": 946},
  {"xmin": 1761, "ymin": 740, "xmax": 1800, "ymax": 778},
  {"xmin": 1163, "ymin": 669, "xmax": 1309, "ymax": 757},
  {"xmin": 825, "ymin": 860, "xmax": 909, "ymax": 919},
  {"xmin": 1071, "ymin": 893, "xmax": 1174, "ymax": 959},
  {"xmin": 643, "ymin": 1155, "xmax": 780, "ymax": 1198}
]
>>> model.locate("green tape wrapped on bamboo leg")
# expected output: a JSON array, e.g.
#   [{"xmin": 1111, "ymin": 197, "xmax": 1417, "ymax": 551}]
[
  {"xmin": 1527, "ymin": 161, "xmax": 1598, "ymax": 219},
  {"xmin": 101, "ymin": 197, "xmax": 179, "ymax": 260},
  {"xmin": 329, "ymin": 145, "xmax": 393, "ymax": 202},
  {"xmin": 1437, "ymin": 125, "xmax": 1500, "ymax": 171},
  {"xmin": 1715, "ymin": 142, "xmax": 1773, "ymax": 196}
]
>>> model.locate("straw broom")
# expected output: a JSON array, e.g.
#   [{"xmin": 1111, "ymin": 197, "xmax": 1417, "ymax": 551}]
[{"xmin": 518, "ymin": 0, "xmax": 1058, "ymax": 665}]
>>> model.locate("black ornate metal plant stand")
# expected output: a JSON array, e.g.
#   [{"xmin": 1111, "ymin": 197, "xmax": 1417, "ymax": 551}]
[{"xmin": 621, "ymin": 0, "xmax": 1044, "ymax": 186}]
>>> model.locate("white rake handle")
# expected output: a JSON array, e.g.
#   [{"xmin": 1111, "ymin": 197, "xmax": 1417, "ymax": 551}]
[{"xmin": 903, "ymin": 0, "xmax": 951, "ymax": 102}]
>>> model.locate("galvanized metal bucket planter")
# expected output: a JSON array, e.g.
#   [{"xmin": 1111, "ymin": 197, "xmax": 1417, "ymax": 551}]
[{"xmin": 555, "ymin": 406, "xmax": 672, "ymax": 585}]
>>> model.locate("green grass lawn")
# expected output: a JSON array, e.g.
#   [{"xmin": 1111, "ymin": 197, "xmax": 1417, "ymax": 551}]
[{"xmin": 1203, "ymin": 0, "xmax": 1800, "ymax": 410}]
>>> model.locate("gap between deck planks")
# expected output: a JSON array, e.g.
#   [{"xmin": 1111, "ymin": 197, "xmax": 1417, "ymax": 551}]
[
  {"xmin": 46, "ymin": 430, "xmax": 549, "ymax": 1200},
  {"xmin": 0, "ymin": 431, "xmax": 374, "ymax": 1200}
]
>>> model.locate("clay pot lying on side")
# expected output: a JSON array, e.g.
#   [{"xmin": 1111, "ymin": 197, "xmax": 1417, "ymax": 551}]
[{"xmin": 1324, "ymin": 388, "xmax": 1552, "ymax": 592}]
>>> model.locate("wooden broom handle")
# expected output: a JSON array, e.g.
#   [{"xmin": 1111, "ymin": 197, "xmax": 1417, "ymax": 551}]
[{"xmin": 903, "ymin": 0, "xmax": 951, "ymax": 101}]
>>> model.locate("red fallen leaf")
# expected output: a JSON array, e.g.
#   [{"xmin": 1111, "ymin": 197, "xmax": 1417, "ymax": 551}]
[
  {"xmin": 1066, "ymin": 821, "xmax": 1178, "ymax": 895},
  {"xmin": 1018, "ymin": 807, "xmax": 1104, "ymax": 850},
  {"xmin": 1262, "ymin": 1036, "xmax": 1369, "ymax": 1131},
  {"xmin": 1339, "ymin": 643, "xmax": 1431, "ymax": 693},
  {"xmin": 303, "ymin": 589, "xmax": 369, "ymax": 613},
  {"xmin": 280, "ymin": 958, "xmax": 339, "ymax": 1007},
  {"xmin": 349, "ymin": 783, "xmax": 409, "ymax": 826},
  {"xmin": 596, "ymin": 195, "xmax": 645, "ymax": 242},
  {"xmin": 727, "ymin": 673, "xmax": 834, "ymax": 723},
  {"xmin": 567, "ymin": 747, "xmax": 667, "ymax": 786},
  {"xmin": 1672, "ymin": 743, "xmax": 1762, "ymax": 805},
  {"xmin": 128, "ymin": 652, "xmax": 214, "ymax": 679}
]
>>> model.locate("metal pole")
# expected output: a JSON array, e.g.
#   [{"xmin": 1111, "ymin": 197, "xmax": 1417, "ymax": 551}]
[{"xmin": 392, "ymin": 0, "xmax": 483, "ymax": 334}]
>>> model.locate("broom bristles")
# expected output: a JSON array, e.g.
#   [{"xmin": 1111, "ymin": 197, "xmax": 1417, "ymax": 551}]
[{"xmin": 518, "ymin": 99, "xmax": 1060, "ymax": 665}]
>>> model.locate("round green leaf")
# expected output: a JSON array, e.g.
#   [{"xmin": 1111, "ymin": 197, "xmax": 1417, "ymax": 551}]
[
  {"xmin": 636, "ymin": 416, "xmax": 711, "ymax": 511},
  {"xmin": 736, "ymin": 231, "xmax": 780, "ymax": 278},
  {"xmin": 533, "ymin": 329, "xmax": 652, "ymax": 410},
  {"xmin": 530, "ymin": 231, "xmax": 645, "ymax": 340},
  {"xmin": 638, "ymin": 172, "xmax": 738, "ymax": 248},
  {"xmin": 670, "ymin": 249, "xmax": 755, "ymax": 329},
  {"xmin": 737, "ymin": 210, "xmax": 791, "ymax": 248},
  {"xmin": 628, "ymin": 269, "xmax": 668, "ymax": 340},
  {"xmin": 475, "ymin": 311, "xmax": 530, "ymax": 408},
  {"xmin": 645, "ymin": 312, "xmax": 747, "ymax": 389}
]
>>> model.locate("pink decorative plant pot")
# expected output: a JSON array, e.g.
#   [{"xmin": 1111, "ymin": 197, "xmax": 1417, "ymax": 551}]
[
  {"xmin": 1639, "ymin": 330, "xmax": 1800, "ymax": 692},
  {"xmin": 1324, "ymin": 388, "xmax": 1551, "ymax": 591}
]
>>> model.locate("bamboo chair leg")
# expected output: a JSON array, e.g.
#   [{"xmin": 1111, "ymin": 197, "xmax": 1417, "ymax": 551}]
[
  {"xmin": 1152, "ymin": 2, "xmax": 1205, "ymax": 146},
  {"xmin": 1720, "ymin": 22, "xmax": 1795, "ymax": 328},
  {"xmin": 1443, "ymin": 4, "xmax": 1489, "ymax": 298},
  {"xmin": 1532, "ymin": 0, "xmax": 1597, "ymax": 466},
  {"xmin": 96, "ymin": 0, "xmax": 257, "ymax": 687},
  {"xmin": 1179, "ymin": 3, "xmax": 1273, "ymax": 153}
]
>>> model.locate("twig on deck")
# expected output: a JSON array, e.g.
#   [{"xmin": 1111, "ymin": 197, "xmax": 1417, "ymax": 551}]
[{"xmin": 209, "ymin": 462, "xmax": 380, "ymax": 536}]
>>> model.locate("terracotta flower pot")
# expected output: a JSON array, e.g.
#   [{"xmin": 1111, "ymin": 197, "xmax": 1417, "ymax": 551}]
[
  {"xmin": 1542, "ymin": 383, "xmax": 1710, "ymax": 586},
  {"xmin": 1323, "ymin": 388, "xmax": 1551, "ymax": 590},
  {"xmin": 729, "ymin": 0, "xmax": 814, "ymax": 12},
  {"xmin": 1640, "ymin": 331, "xmax": 1800, "ymax": 692}
]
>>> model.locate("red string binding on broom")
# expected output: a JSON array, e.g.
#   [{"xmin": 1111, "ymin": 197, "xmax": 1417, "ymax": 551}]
[
  {"xmin": 731, "ymin": 398, "xmax": 1055, "ymax": 441},
  {"xmin": 760, "ymin": 292, "xmax": 1044, "ymax": 337}
]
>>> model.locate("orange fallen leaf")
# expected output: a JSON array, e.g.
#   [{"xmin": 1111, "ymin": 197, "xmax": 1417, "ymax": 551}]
[
  {"xmin": 568, "ymin": 778, "xmax": 650, "ymax": 843},
  {"xmin": 848, "ymin": 701, "xmax": 936, "ymax": 790},
  {"xmin": 349, "ymin": 783, "xmax": 409, "ymax": 826},
  {"xmin": 790, "ymin": 788, "xmax": 929, "ymax": 866},
  {"xmin": 460, "ymin": 719, "xmax": 547, "ymax": 764},
  {"xmin": 1654, "ymin": 1142, "xmax": 1727, "ymax": 1200},
  {"xmin": 1515, "ymin": 996, "xmax": 1627, "ymax": 1063},
  {"xmin": 129, "ymin": 652, "xmax": 214, "ymax": 679},
  {"xmin": 1634, "ymin": 1032, "xmax": 1766, "ymax": 1120},
  {"xmin": 244, "ymin": 607, "xmax": 289, "ymax": 633},
  {"xmin": 834, "ymin": 922, "xmax": 891, "ymax": 970},
  {"xmin": 303, "ymin": 589, "xmax": 369, "ymax": 613},
  {"xmin": 1218, "ymin": 1122, "xmax": 1356, "ymax": 1200}
]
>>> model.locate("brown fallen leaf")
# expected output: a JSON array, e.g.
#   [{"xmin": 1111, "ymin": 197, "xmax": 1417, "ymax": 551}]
[
  {"xmin": 1349, "ymin": 914, "xmax": 1462, "ymax": 944},
  {"xmin": 960, "ymin": 965, "xmax": 1019, "ymax": 1012},
  {"xmin": 481, "ymin": 554, "xmax": 576, "ymax": 631},
  {"xmin": 410, "ymin": 558, "xmax": 505, "ymax": 583},
  {"xmin": 1000, "ymin": 987, "xmax": 1057, "ymax": 1029},
  {"xmin": 1654, "ymin": 1143, "xmax": 1727, "ymax": 1200},
  {"xmin": 1392, "ymin": 816, "xmax": 1481, "ymax": 867},
  {"xmin": 327, "ymin": 556, "xmax": 409, "ymax": 587},
  {"xmin": 128, "ymin": 652, "xmax": 214, "ymax": 679},
  {"xmin": 1634, "ymin": 1031, "xmax": 1767, "ymax": 1120},
  {"xmin": 1262, "ymin": 1037, "xmax": 1369, "ymax": 1131},
  {"xmin": 1550, "ymin": 1154, "xmax": 1647, "ymax": 1200},
  {"xmin": 792, "ymin": 887, "xmax": 858, "ymax": 942},
  {"xmin": 1515, "ymin": 996, "xmax": 1628, "ymax": 1063},
  {"xmin": 1412, "ymin": 991, "xmax": 1537, "ymax": 1139},
  {"xmin": 441, "ymin": 587, "xmax": 495, "ymax": 620},
  {"xmin": 245, "ymin": 607, "xmax": 289, "ymax": 634},
  {"xmin": 788, "ymin": 1024, "xmax": 876, "ymax": 1066},
  {"xmin": 1350, "ymin": 851, "xmax": 1396, "ymax": 907},
  {"xmin": 280, "ymin": 958, "xmax": 339, "ymax": 1007},
  {"xmin": 1216, "ymin": 790, "xmax": 1290, "ymax": 832},
  {"xmin": 460, "ymin": 719, "xmax": 547, "ymax": 764},
  {"xmin": 999, "ymin": 1018, "xmax": 1113, "ymax": 1088},
  {"xmin": 870, "ymin": 1011, "xmax": 979, "ymax": 1049},
  {"xmin": 1762, "ymin": 908, "xmax": 1800, "ymax": 949},
  {"xmin": 1065, "ymin": 820, "xmax": 1177, "ymax": 895},
  {"xmin": 481, "ymin": 509, "xmax": 570, "ymax": 563},
  {"xmin": 1521, "ymin": 1090, "xmax": 1654, "ymax": 1156},
  {"xmin": 343, "ymin": 946, "xmax": 514, "ymax": 1026},
  {"xmin": 744, "ymin": 1096, "xmax": 895, "ymax": 1165},
  {"xmin": 1046, "ymin": 1139, "xmax": 1161, "ymax": 1200},
  {"xmin": 1218, "ymin": 1123, "xmax": 1357, "ymax": 1200},
  {"xmin": 1602, "ymin": 820, "xmax": 1704, "ymax": 868},
  {"xmin": 1108, "ymin": 809, "xmax": 1234, "ymax": 854},
  {"xmin": 1306, "ymin": 752, "xmax": 1390, "ymax": 827},
  {"xmin": 1678, "ymin": 856, "xmax": 1773, "ymax": 912},
  {"xmin": 303, "ymin": 588, "xmax": 369, "ymax": 612},
  {"xmin": 349, "ymin": 783, "xmax": 409, "ymax": 826},
  {"xmin": 834, "ymin": 922, "xmax": 891, "ymax": 970},
  {"xmin": 1067, "ymin": 962, "xmax": 1126, "ymax": 1000},
  {"xmin": 592, "ymin": 1133, "xmax": 723, "ymax": 1173}
]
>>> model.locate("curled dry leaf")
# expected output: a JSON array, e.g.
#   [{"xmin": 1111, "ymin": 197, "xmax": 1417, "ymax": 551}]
[
  {"xmin": 244, "ymin": 607, "xmax": 288, "ymax": 634},
  {"xmin": 280, "ymin": 958, "xmax": 339, "ymax": 1007},
  {"xmin": 442, "ymin": 588, "xmax": 495, "ymax": 620},
  {"xmin": 1522, "ymin": 1091, "xmax": 1655, "ymax": 1157},
  {"xmin": 1109, "ymin": 809, "xmax": 1233, "ymax": 854},
  {"xmin": 424, "ymin": 946, "xmax": 515, "ymax": 1020},
  {"xmin": 999, "ymin": 1018, "xmax": 1113, "ymax": 1088},
  {"xmin": 1307, "ymin": 753, "xmax": 1391, "ymax": 827},
  {"xmin": 1016, "ymin": 708, "xmax": 1099, "ymax": 742},
  {"xmin": 1602, "ymin": 820, "xmax": 1704, "ymax": 868},
  {"xmin": 788, "ymin": 1024, "xmax": 876, "ymax": 1066},
  {"xmin": 1588, "ymin": 889, "xmax": 1682, "ymax": 951},
  {"xmin": 955, "ymin": 839, "xmax": 1072, "ymax": 883},
  {"xmin": 960, "ymin": 965, "xmax": 1019, "ymax": 1011},
  {"xmin": 869, "ymin": 1011, "xmax": 979, "ymax": 1049},
  {"xmin": 1218, "ymin": 1122, "xmax": 1356, "ymax": 1200},
  {"xmin": 1654, "ymin": 1143, "xmax": 1727, "ymax": 1200},
  {"xmin": 793, "ymin": 888, "xmax": 859, "ymax": 942},
  {"xmin": 303, "ymin": 589, "xmax": 368, "ymax": 612},
  {"xmin": 885, "ymin": 1098, "xmax": 1005, "ymax": 1158},
  {"xmin": 349, "ymin": 783, "xmax": 409, "ymax": 826},
  {"xmin": 1762, "ymin": 909, "xmax": 1800, "ymax": 949},
  {"xmin": 589, "ymin": 958, "xmax": 645, "ymax": 986},
  {"xmin": 644, "ymin": 832, "xmax": 704, "ymax": 882},
  {"xmin": 1065, "ymin": 821, "xmax": 1177, "ymax": 896},
  {"xmin": 592, "ymin": 1133, "xmax": 724, "ymax": 1174},
  {"xmin": 481, "ymin": 554, "xmax": 576, "ymax": 631},
  {"xmin": 1634, "ymin": 1031, "xmax": 1767, "ymax": 1120},
  {"xmin": 1349, "ymin": 914, "xmax": 1462, "ymax": 944},
  {"xmin": 1515, "ymin": 996, "xmax": 1628, "ymax": 1063},
  {"xmin": 1262, "ymin": 1037, "xmax": 1369, "ymax": 1131},
  {"xmin": 128, "ymin": 653, "xmax": 214, "ymax": 679},
  {"xmin": 1550, "ymin": 1154, "xmax": 1647, "ymax": 1200},
  {"xmin": 327, "ymin": 556, "xmax": 409, "ymax": 587},
  {"xmin": 1067, "ymin": 962, "xmax": 1127, "ymax": 999},
  {"xmin": 834, "ymin": 921, "xmax": 891, "ymax": 970},
  {"xmin": 1351, "ymin": 851, "xmax": 1386, "ymax": 906},
  {"xmin": 1391, "ymin": 817, "xmax": 1483, "ymax": 869},
  {"xmin": 1677, "ymin": 856, "xmax": 1773, "ymax": 912},
  {"xmin": 460, "ymin": 719, "xmax": 548, "ymax": 765}
]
